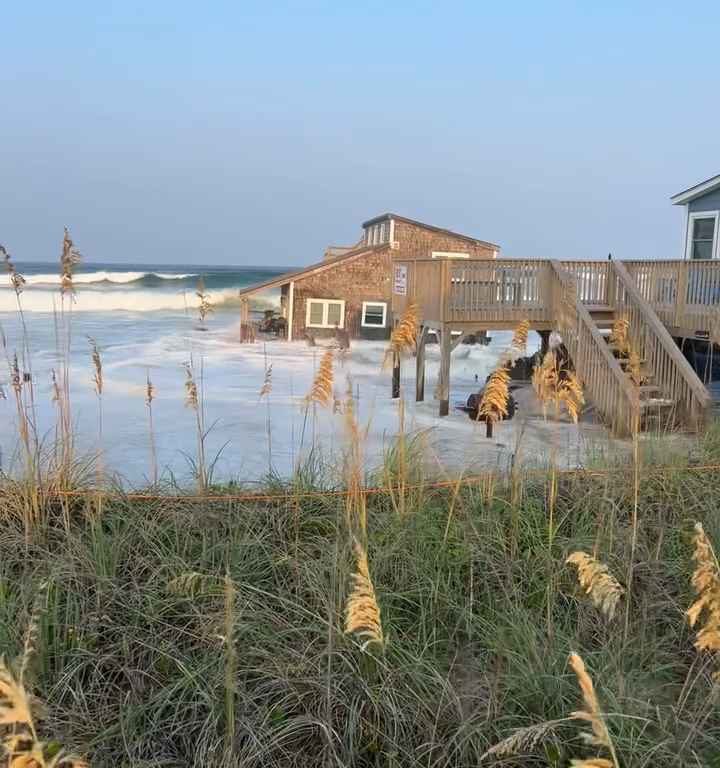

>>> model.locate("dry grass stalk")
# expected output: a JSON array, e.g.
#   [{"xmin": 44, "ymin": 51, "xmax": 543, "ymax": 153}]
[
  {"xmin": 345, "ymin": 540, "xmax": 384, "ymax": 650},
  {"xmin": 383, "ymin": 303, "xmax": 418, "ymax": 367},
  {"xmin": 184, "ymin": 364, "xmax": 199, "ymax": 410},
  {"xmin": 305, "ymin": 348, "xmax": 334, "ymax": 408},
  {"xmin": 88, "ymin": 338, "xmax": 103, "ymax": 396},
  {"xmin": 510, "ymin": 319, "xmax": 530, "ymax": 355},
  {"xmin": 60, "ymin": 227, "xmax": 81, "ymax": 296},
  {"xmin": 609, "ymin": 317, "xmax": 630, "ymax": 357},
  {"xmin": 479, "ymin": 718, "xmax": 567, "ymax": 761},
  {"xmin": 626, "ymin": 344, "xmax": 644, "ymax": 387},
  {"xmin": 259, "ymin": 363, "xmax": 273, "ymax": 398},
  {"xmin": 145, "ymin": 373, "xmax": 158, "ymax": 486},
  {"xmin": 568, "ymin": 653, "xmax": 619, "ymax": 767},
  {"xmin": 478, "ymin": 366, "xmax": 510, "ymax": 424},
  {"xmin": 2, "ymin": 245, "xmax": 26, "ymax": 295},
  {"xmin": 558, "ymin": 372, "xmax": 585, "ymax": 424},
  {"xmin": 0, "ymin": 659, "xmax": 87, "ymax": 767},
  {"xmin": 20, "ymin": 581, "xmax": 48, "ymax": 684},
  {"xmin": 196, "ymin": 277, "xmax": 213, "ymax": 325},
  {"xmin": 532, "ymin": 350, "xmax": 559, "ymax": 412},
  {"xmin": 687, "ymin": 522, "xmax": 720, "ymax": 674},
  {"xmin": 566, "ymin": 552, "xmax": 624, "ymax": 621},
  {"xmin": 569, "ymin": 760, "xmax": 613, "ymax": 768}
]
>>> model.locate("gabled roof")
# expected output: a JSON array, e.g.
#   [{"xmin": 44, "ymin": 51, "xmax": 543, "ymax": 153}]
[
  {"xmin": 361, "ymin": 213, "xmax": 500, "ymax": 250},
  {"xmin": 237, "ymin": 243, "xmax": 390, "ymax": 297},
  {"xmin": 671, "ymin": 174, "xmax": 720, "ymax": 205}
]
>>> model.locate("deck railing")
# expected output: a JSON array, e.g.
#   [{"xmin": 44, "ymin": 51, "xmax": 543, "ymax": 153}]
[
  {"xmin": 612, "ymin": 261, "xmax": 711, "ymax": 428},
  {"xmin": 559, "ymin": 260, "xmax": 613, "ymax": 306},
  {"xmin": 549, "ymin": 261, "xmax": 638, "ymax": 435},
  {"xmin": 623, "ymin": 260, "xmax": 720, "ymax": 333},
  {"xmin": 446, "ymin": 259, "xmax": 551, "ymax": 325}
]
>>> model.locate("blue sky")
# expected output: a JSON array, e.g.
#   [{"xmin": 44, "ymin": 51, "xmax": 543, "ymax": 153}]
[{"xmin": 1, "ymin": 1, "xmax": 718, "ymax": 266}]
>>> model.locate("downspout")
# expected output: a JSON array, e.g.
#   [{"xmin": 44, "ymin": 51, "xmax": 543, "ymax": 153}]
[{"xmin": 287, "ymin": 281, "xmax": 294, "ymax": 341}]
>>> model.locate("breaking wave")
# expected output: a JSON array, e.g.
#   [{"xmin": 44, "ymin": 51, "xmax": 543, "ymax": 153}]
[
  {"xmin": 2, "ymin": 271, "xmax": 198, "ymax": 287},
  {"xmin": 0, "ymin": 288, "xmax": 274, "ymax": 313}
]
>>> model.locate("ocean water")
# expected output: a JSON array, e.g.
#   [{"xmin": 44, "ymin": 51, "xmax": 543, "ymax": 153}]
[{"xmin": 0, "ymin": 261, "xmax": 514, "ymax": 486}]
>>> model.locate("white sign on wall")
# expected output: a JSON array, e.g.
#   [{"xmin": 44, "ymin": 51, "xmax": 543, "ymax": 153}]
[{"xmin": 393, "ymin": 265, "xmax": 408, "ymax": 295}]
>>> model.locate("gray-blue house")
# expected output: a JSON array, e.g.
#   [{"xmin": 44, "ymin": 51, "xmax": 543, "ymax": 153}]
[{"xmin": 672, "ymin": 174, "xmax": 720, "ymax": 260}]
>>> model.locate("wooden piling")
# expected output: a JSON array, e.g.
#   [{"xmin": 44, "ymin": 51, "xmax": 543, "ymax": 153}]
[{"xmin": 438, "ymin": 325, "xmax": 451, "ymax": 417}]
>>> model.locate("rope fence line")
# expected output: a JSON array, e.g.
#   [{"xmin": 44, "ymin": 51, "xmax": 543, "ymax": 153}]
[{"xmin": 6, "ymin": 461, "xmax": 720, "ymax": 504}]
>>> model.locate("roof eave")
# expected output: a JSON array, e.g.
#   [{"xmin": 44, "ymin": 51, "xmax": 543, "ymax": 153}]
[{"xmin": 671, "ymin": 174, "xmax": 720, "ymax": 205}]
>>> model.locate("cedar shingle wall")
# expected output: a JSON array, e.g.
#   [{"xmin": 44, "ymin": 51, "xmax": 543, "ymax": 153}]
[
  {"xmin": 292, "ymin": 249, "xmax": 393, "ymax": 339},
  {"xmin": 393, "ymin": 220, "xmax": 497, "ymax": 260}
]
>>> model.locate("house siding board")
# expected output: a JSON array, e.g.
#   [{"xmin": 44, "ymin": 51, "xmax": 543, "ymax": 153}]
[
  {"xmin": 688, "ymin": 188, "xmax": 720, "ymax": 214},
  {"xmin": 392, "ymin": 220, "xmax": 497, "ymax": 260},
  {"xmin": 292, "ymin": 248, "xmax": 393, "ymax": 339}
]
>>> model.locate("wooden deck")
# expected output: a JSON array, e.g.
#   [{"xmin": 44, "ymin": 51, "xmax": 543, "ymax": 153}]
[{"xmin": 392, "ymin": 258, "xmax": 717, "ymax": 435}]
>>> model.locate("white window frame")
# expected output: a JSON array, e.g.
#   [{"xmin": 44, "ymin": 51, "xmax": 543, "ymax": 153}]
[
  {"xmin": 431, "ymin": 251, "xmax": 470, "ymax": 259},
  {"xmin": 305, "ymin": 298, "xmax": 346, "ymax": 329},
  {"xmin": 361, "ymin": 301, "xmax": 388, "ymax": 328},
  {"xmin": 685, "ymin": 211, "xmax": 719, "ymax": 260}
]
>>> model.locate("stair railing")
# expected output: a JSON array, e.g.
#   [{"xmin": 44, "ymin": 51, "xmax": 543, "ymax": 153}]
[
  {"xmin": 549, "ymin": 260, "xmax": 639, "ymax": 436},
  {"xmin": 612, "ymin": 260, "xmax": 711, "ymax": 430}
]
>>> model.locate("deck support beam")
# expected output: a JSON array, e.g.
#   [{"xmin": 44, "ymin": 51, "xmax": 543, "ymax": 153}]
[
  {"xmin": 416, "ymin": 326, "xmax": 427, "ymax": 402},
  {"xmin": 539, "ymin": 329, "xmax": 551, "ymax": 356},
  {"xmin": 438, "ymin": 324, "xmax": 451, "ymax": 417}
]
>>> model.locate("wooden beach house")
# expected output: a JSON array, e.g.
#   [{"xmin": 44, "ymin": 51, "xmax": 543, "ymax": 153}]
[{"xmin": 237, "ymin": 214, "xmax": 499, "ymax": 341}]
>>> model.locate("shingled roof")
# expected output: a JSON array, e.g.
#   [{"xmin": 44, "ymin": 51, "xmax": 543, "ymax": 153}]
[{"xmin": 237, "ymin": 243, "xmax": 389, "ymax": 297}]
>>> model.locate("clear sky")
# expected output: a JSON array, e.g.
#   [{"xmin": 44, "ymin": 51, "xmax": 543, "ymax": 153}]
[{"xmin": 1, "ymin": 1, "xmax": 718, "ymax": 266}]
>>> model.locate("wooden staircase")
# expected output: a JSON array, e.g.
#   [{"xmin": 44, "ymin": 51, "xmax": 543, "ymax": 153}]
[{"xmin": 551, "ymin": 261, "xmax": 711, "ymax": 435}]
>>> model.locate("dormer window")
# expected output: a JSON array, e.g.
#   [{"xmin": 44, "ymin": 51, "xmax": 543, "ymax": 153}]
[{"xmin": 364, "ymin": 220, "xmax": 391, "ymax": 245}]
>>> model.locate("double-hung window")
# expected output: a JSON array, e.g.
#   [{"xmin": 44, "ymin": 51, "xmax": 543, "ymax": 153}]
[
  {"xmin": 687, "ymin": 212, "xmax": 719, "ymax": 260},
  {"xmin": 361, "ymin": 301, "xmax": 387, "ymax": 328},
  {"xmin": 306, "ymin": 298, "xmax": 345, "ymax": 329}
]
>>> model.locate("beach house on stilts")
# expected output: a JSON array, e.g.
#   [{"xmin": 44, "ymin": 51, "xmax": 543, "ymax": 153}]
[{"xmin": 237, "ymin": 214, "xmax": 499, "ymax": 342}]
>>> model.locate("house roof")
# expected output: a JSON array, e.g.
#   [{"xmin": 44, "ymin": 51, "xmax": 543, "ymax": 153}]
[
  {"xmin": 671, "ymin": 174, "xmax": 720, "ymax": 205},
  {"xmin": 237, "ymin": 243, "xmax": 390, "ymax": 297},
  {"xmin": 361, "ymin": 213, "xmax": 500, "ymax": 250}
]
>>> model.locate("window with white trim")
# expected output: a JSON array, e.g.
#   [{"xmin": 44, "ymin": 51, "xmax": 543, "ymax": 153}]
[
  {"xmin": 305, "ymin": 298, "xmax": 345, "ymax": 328},
  {"xmin": 364, "ymin": 221, "xmax": 390, "ymax": 246},
  {"xmin": 361, "ymin": 301, "xmax": 387, "ymax": 328},
  {"xmin": 687, "ymin": 212, "xmax": 719, "ymax": 260}
]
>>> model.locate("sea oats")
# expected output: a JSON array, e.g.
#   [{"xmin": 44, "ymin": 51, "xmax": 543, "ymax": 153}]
[
  {"xmin": 687, "ymin": 522, "xmax": 720, "ymax": 673},
  {"xmin": 383, "ymin": 303, "xmax": 418, "ymax": 367},
  {"xmin": 305, "ymin": 348, "xmax": 334, "ymax": 408},
  {"xmin": 532, "ymin": 350, "xmax": 559, "ymax": 411},
  {"xmin": 60, "ymin": 227, "xmax": 81, "ymax": 296},
  {"xmin": 88, "ymin": 337, "xmax": 103, "ymax": 396},
  {"xmin": 345, "ymin": 540, "xmax": 384, "ymax": 650},
  {"xmin": 184, "ymin": 363, "xmax": 199, "ymax": 410},
  {"xmin": 568, "ymin": 653, "xmax": 613, "ymax": 751},
  {"xmin": 478, "ymin": 365, "xmax": 510, "ymax": 424},
  {"xmin": 567, "ymin": 552, "xmax": 623, "ymax": 620},
  {"xmin": 558, "ymin": 372, "xmax": 585, "ymax": 423}
]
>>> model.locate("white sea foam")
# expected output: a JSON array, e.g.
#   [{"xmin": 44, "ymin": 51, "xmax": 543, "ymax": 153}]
[
  {"xmin": 0, "ymin": 287, "xmax": 242, "ymax": 313},
  {"xmin": 1, "ymin": 271, "xmax": 197, "ymax": 287}
]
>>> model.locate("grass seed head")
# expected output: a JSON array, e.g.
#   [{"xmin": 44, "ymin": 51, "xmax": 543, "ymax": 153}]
[
  {"xmin": 532, "ymin": 350, "xmax": 559, "ymax": 410},
  {"xmin": 60, "ymin": 228, "xmax": 81, "ymax": 296},
  {"xmin": 184, "ymin": 364, "xmax": 199, "ymax": 410},
  {"xmin": 478, "ymin": 365, "xmax": 510, "ymax": 424},
  {"xmin": 510, "ymin": 319, "xmax": 530, "ymax": 355},
  {"xmin": 566, "ymin": 552, "xmax": 623, "ymax": 620},
  {"xmin": 259, "ymin": 363, "xmax": 273, "ymax": 398},
  {"xmin": 305, "ymin": 348, "xmax": 335, "ymax": 408},
  {"xmin": 88, "ymin": 337, "xmax": 103, "ymax": 396},
  {"xmin": 609, "ymin": 317, "xmax": 630, "ymax": 357},
  {"xmin": 2, "ymin": 245, "xmax": 26, "ymax": 295},
  {"xmin": 568, "ymin": 652, "xmax": 612, "ymax": 751},
  {"xmin": 384, "ymin": 303, "xmax": 418, "ymax": 367},
  {"xmin": 559, "ymin": 372, "xmax": 585, "ymax": 424},
  {"xmin": 687, "ymin": 522, "xmax": 720, "ymax": 669},
  {"xmin": 345, "ymin": 540, "xmax": 384, "ymax": 650},
  {"xmin": 145, "ymin": 373, "xmax": 155, "ymax": 407},
  {"xmin": 196, "ymin": 276, "xmax": 213, "ymax": 324}
]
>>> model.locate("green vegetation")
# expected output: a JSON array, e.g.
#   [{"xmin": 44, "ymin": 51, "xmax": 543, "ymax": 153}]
[{"xmin": 1, "ymin": 432, "xmax": 720, "ymax": 767}]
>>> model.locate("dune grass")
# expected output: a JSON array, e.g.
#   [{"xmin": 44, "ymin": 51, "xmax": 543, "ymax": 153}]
[{"xmin": 0, "ymin": 430, "xmax": 719, "ymax": 767}]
